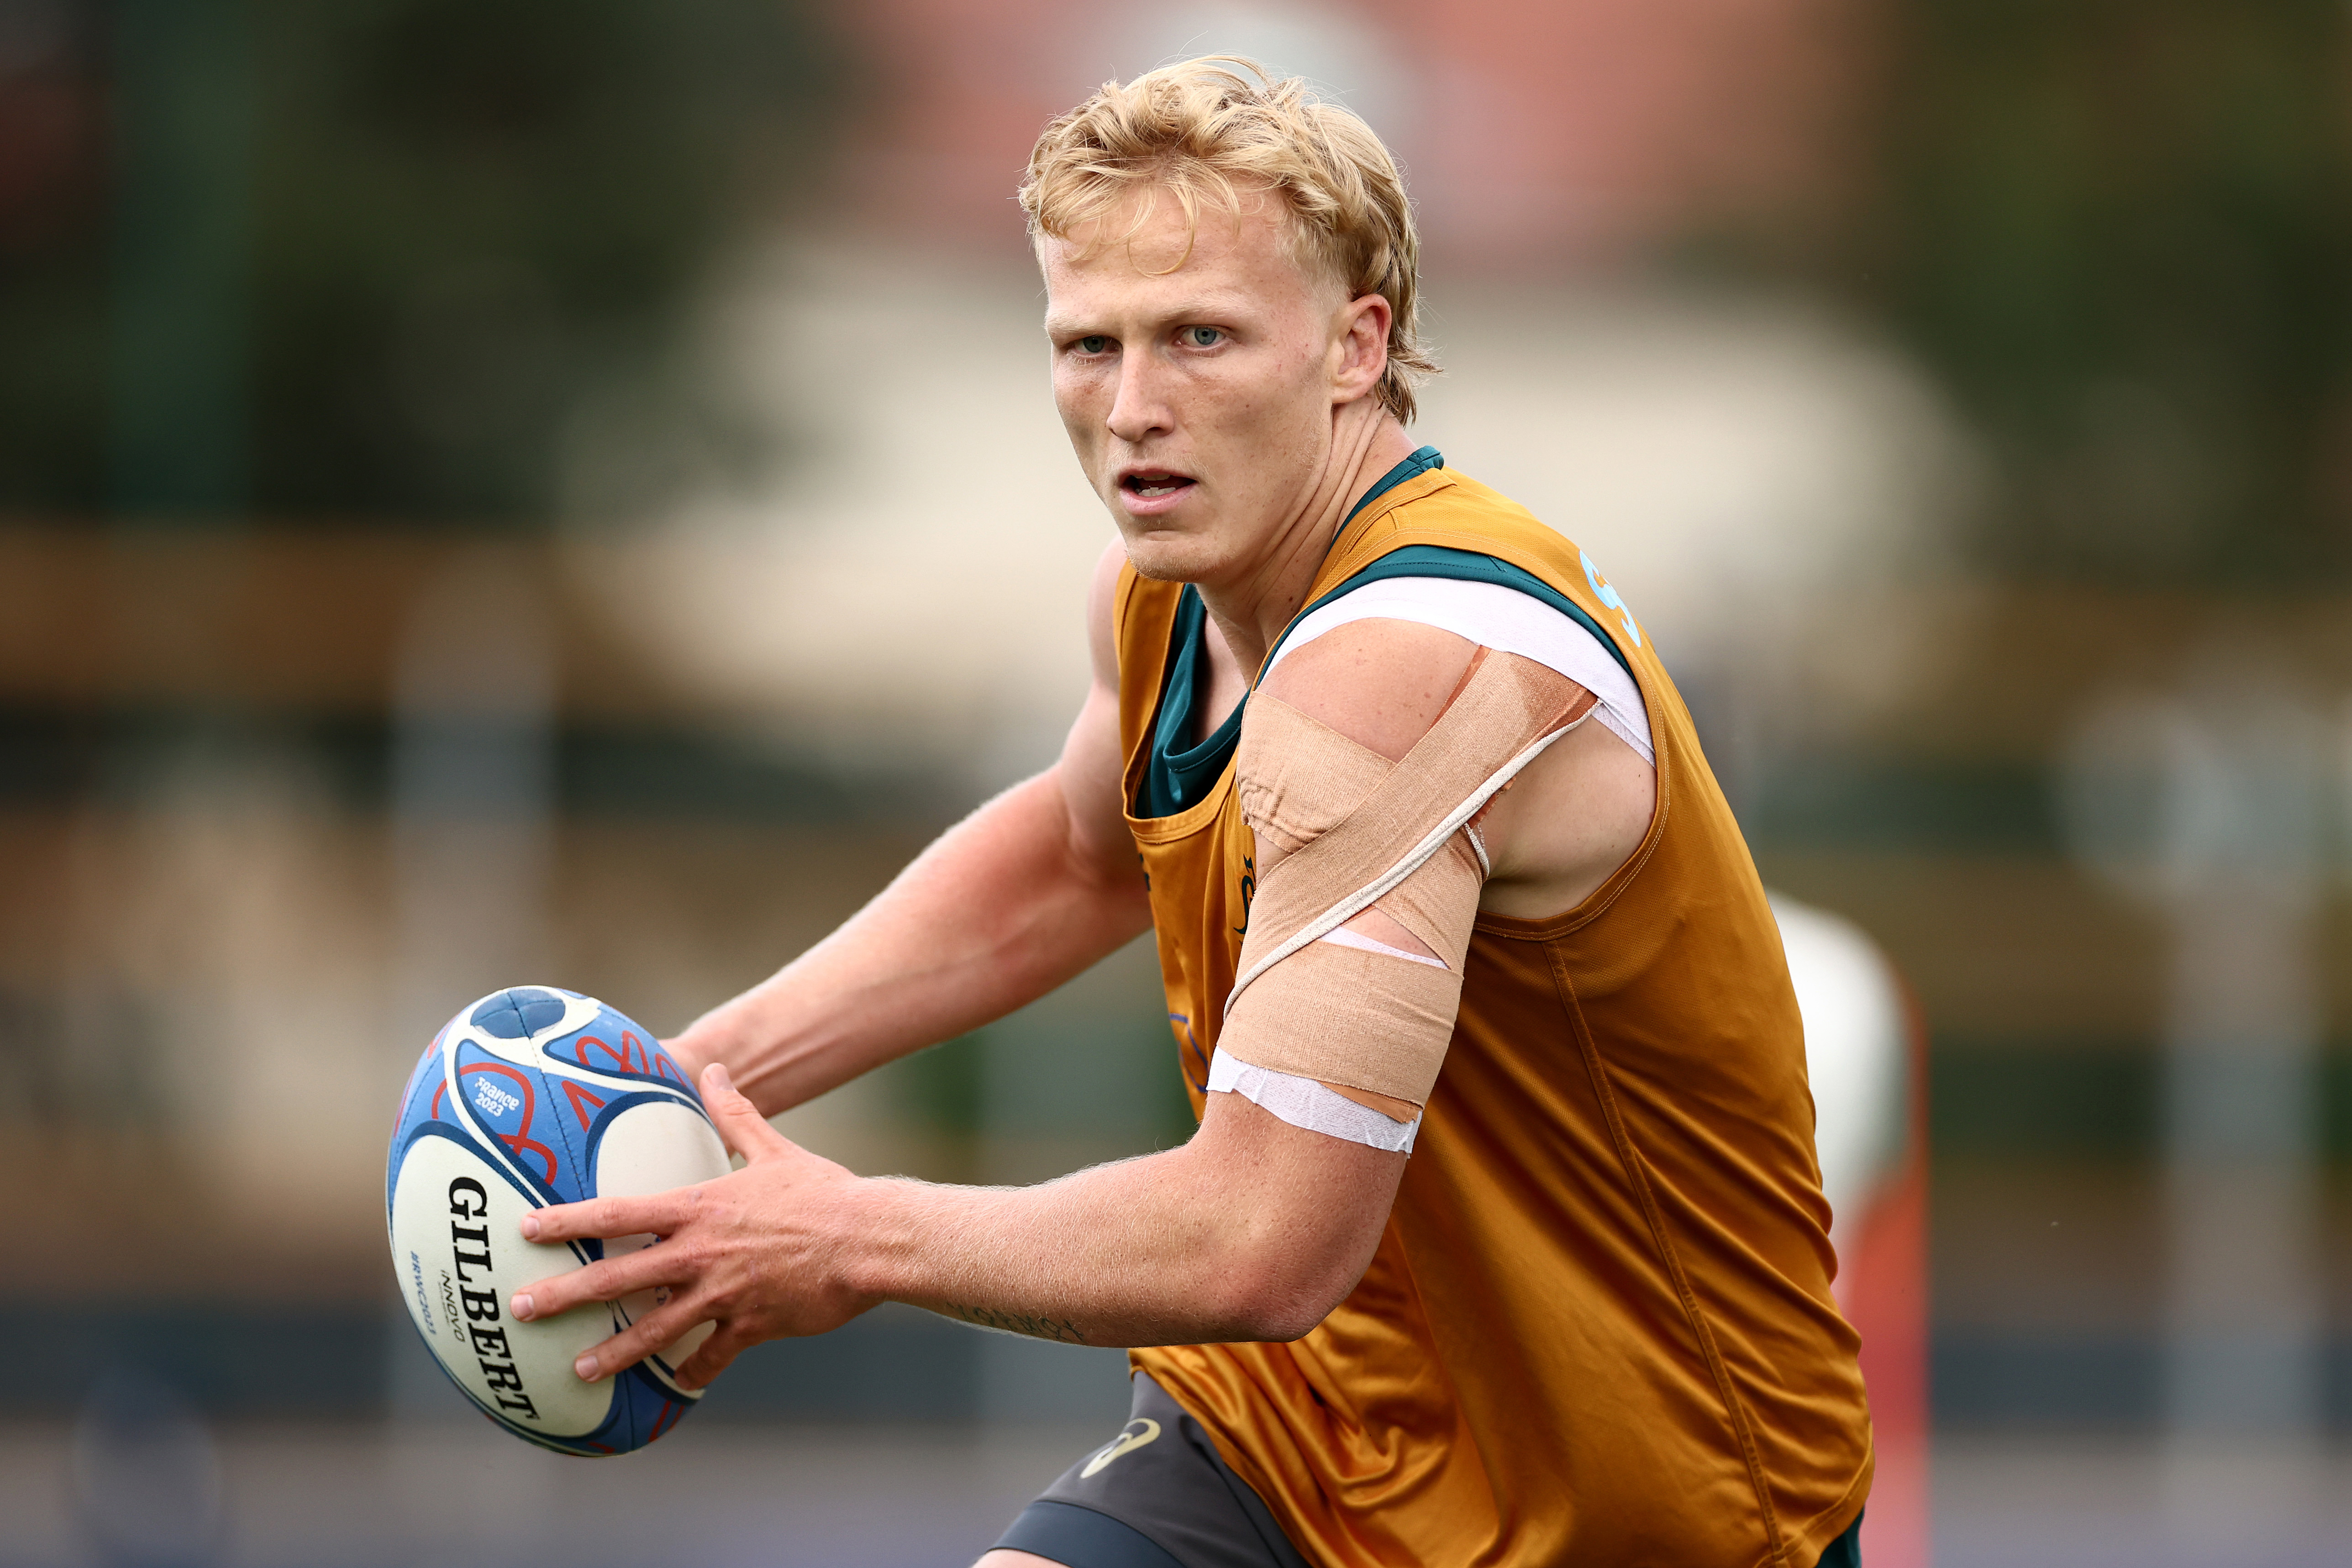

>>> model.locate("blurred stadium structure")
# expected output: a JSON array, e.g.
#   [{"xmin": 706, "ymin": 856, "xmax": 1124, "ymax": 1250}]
[{"xmin": 4, "ymin": 0, "xmax": 2352, "ymax": 1564}]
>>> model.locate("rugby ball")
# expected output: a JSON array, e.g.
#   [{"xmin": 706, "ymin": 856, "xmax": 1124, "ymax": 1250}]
[{"xmin": 386, "ymin": 986, "xmax": 729, "ymax": 1455}]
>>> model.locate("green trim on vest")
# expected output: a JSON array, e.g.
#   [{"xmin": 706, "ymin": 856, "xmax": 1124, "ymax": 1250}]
[
  {"xmin": 1262, "ymin": 546, "xmax": 1636, "ymax": 681},
  {"xmin": 1141, "ymin": 585, "xmax": 1240, "ymax": 818}
]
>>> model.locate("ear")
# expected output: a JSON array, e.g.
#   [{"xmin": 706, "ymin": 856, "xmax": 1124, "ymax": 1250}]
[{"xmin": 1331, "ymin": 292, "xmax": 1392, "ymax": 405}]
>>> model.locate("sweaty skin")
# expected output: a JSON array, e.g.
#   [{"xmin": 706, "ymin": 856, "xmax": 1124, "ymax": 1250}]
[{"xmin": 505, "ymin": 196, "xmax": 1655, "ymax": 1520}]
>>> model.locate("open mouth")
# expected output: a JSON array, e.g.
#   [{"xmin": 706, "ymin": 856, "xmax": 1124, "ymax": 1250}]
[{"xmin": 1121, "ymin": 471, "xmax": 1196, "ymax": 500}]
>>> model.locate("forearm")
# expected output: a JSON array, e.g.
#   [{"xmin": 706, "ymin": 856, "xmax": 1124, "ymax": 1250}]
[
  {"xmin": 678, "ymin": 768, "xmax": 1152, "ymax": 1115},
  {"xmin": 837, "ymin": 1105, "xmax": 1390, "ymax": 1348},
  {"xmin": 520, "ymin": 1070, "xmax": 1407, "ymax": 1384},
  {"xmin": 846, "ymin": 1159, "xmax": 1258, "ymax": 1348}
]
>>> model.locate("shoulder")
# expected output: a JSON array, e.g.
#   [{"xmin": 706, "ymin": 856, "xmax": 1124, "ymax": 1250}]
[
  {"xmin": 1254, "ymin": 618, "xmax": 1479, "ymax": 763},
  {"xmin": 1083, "ymin": 537, "xmax": 1127, "ymax": 688}
]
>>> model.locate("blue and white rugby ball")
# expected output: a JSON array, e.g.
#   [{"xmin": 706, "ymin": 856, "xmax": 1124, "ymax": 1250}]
[{"xmin": 386, "ymin": 986, "xmax": 729, "ymax": 1455}]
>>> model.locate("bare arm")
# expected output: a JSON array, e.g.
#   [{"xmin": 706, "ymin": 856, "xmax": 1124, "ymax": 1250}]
[
  {"xmin": 508, "ymin": 620, "xmax": 1645, "ymax": 1385},
  {"xmin": 514, "ymin": 1061, "xmax": 1404, "ymax": 1379},
  {"xmin": 670, "ymin": 541, "xmax": 1152, "ymax": 1115}
]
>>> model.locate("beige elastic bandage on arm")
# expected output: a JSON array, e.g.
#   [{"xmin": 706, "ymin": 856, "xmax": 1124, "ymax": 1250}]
[{"xmin": 1219, "ymin": 650, "xmax": 1597, "ymax": 1111}]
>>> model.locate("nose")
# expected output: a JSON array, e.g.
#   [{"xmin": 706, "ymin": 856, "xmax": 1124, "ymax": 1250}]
[{"xmin": 1105, "ymin": 347, "xmax": 1173, "ymax": 445}]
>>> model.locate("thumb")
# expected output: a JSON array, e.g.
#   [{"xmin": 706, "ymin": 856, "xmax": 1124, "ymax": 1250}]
[{"xmin": 700, "ymin": 1062, "xmax": 791, "ymax": 1163}]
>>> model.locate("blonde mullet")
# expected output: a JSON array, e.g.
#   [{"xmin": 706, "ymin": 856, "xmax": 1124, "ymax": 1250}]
[{"xmin": 1020, "ymin": 57, "xmax": 1435, "ymax": 423}]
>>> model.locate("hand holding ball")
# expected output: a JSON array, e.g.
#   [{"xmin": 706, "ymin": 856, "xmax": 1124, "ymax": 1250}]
[{"xmin": 384, "ymin": 988, "xmax": 729, "ymax": 1455}]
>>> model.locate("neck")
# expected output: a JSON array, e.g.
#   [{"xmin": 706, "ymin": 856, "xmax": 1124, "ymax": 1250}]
[{"xmin": 1198, "ymin": 402, "xmax": 1415, "ymax": 679}]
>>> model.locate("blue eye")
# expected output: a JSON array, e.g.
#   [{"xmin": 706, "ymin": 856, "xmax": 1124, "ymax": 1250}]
[
  {"xmin": 1184, "ymin": 327, "xmax": 1222, "ymax": 347},
  {"xmin": 1077, "ymin": 335, "xmax": 1110, "ymax": 354}
]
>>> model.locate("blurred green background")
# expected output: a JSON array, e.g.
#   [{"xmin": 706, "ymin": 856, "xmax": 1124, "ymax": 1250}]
[{"xmin": 3, "ymin": 1, "xmax": 2350, "ymax": 1564}]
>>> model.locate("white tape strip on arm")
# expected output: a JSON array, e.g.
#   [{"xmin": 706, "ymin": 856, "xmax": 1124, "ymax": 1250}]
[
  {"xmin": 1317, "ymin": 926, "xmax": 1447, "ymax": 967},
  {"xmin": 1206, "ymin": 1050, "xmax": 1420, "ymax": 1153}
]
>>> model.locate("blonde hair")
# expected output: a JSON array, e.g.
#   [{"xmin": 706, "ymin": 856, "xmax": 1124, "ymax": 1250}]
[{"xmin": 1020, "ymin": 57, "xmax": 1435, "ymax": 423}]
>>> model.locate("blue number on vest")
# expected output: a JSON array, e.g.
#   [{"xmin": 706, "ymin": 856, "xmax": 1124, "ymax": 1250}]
[{"xmin": 1580, "ymin": 550, "xmax": 1641, "ymax": 648}]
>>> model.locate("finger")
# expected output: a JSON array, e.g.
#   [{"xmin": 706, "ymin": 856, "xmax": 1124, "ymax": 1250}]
[
  {"xmin": 571, "ymin": 1297, "xmax": 718, "ymax": 1384},
  {"xmin": 523, "ymin": 1190, "xmax": 698, "ymax": 1245},
  {"xmin": 670, "ymin": 1322, "xmax": 752, "ymax": 1391},
  {"xmin": 700, "ymin": 1062, "xmax": 793, "ymax": 1163},
  {"xmin": 510, "ymin": 1242, "xmax": 690, "ymax": 1323}
]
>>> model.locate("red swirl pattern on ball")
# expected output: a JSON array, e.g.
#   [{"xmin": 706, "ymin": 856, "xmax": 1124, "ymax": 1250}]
[
  {"xmin": 457, "ymin": 1061, "xmax": 560, "ymax": 1185},
  {"xmin": 571, "ymin": 1030, "xmax": 690, "ymax": 1088},
  {"xmin": 560, "ymin": 1079, "xmax": 607, "ymax": 1133}
]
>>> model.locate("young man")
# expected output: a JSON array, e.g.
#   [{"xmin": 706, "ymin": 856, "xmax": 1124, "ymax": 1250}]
[{"xmin": 513, "ymin": 60, "xmax": 1871, "ymax": 1567}]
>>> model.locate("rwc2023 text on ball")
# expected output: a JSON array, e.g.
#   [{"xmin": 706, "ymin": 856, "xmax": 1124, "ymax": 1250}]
[{"xmin": 385, "ymin": 987, "xmax": 728, "ymax": 1455}]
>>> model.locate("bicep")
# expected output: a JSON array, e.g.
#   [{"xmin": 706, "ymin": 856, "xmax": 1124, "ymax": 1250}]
[{"xmin": 1189, "ymin": 1087, "xmax": 1406, "ymax": 1333}]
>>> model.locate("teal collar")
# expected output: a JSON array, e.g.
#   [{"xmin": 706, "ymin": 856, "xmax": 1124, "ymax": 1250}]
[
  {"xmin": 1336, "ymin": 443, "xmax": 1443, "ymax": 541},
  {"xmin": 1137, "ymin": 447, "xmax": 1444, "ymax": 820}
]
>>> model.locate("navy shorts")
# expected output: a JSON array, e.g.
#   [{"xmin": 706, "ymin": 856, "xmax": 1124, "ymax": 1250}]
[
  {"xmin": 994, "ymin": 1371, "xmax": 1866, "ymax": 1568},
  {"xmin": 993, "ymin": 1373, "xmax": 1309, "ymax": 1568}
]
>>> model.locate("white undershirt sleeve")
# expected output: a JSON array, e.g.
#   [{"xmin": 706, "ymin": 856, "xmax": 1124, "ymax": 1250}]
[{"xmin": 1265, "ymin": 577, "xmax": 1654, "ymax": 766}]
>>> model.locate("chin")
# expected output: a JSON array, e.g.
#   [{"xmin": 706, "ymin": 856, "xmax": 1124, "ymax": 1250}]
[{"xmin": 1119, "ymin": 532, "xmax": 1221, "ymax": 585}]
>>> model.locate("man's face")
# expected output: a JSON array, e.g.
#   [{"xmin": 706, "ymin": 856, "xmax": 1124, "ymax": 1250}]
[{"xmin": 1042, "ymin": 191, "xmax": 1351, "ymax": 586}]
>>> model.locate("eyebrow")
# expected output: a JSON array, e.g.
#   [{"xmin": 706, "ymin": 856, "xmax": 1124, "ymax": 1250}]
[{"xmin": 1041, "ymin": 297, "xmax": 1251, "ymax": 337}]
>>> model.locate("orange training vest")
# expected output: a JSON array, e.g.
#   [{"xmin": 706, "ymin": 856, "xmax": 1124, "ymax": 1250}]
[{"xmin": 1117, "ymin": 465, "xmax": 1872, "ymax": 1568}]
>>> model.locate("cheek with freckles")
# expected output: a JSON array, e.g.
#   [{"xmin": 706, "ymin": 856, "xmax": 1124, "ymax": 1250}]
[{"xmin": 1053, "ymin": 374, "xmax": 1116, "ymax": 495}]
